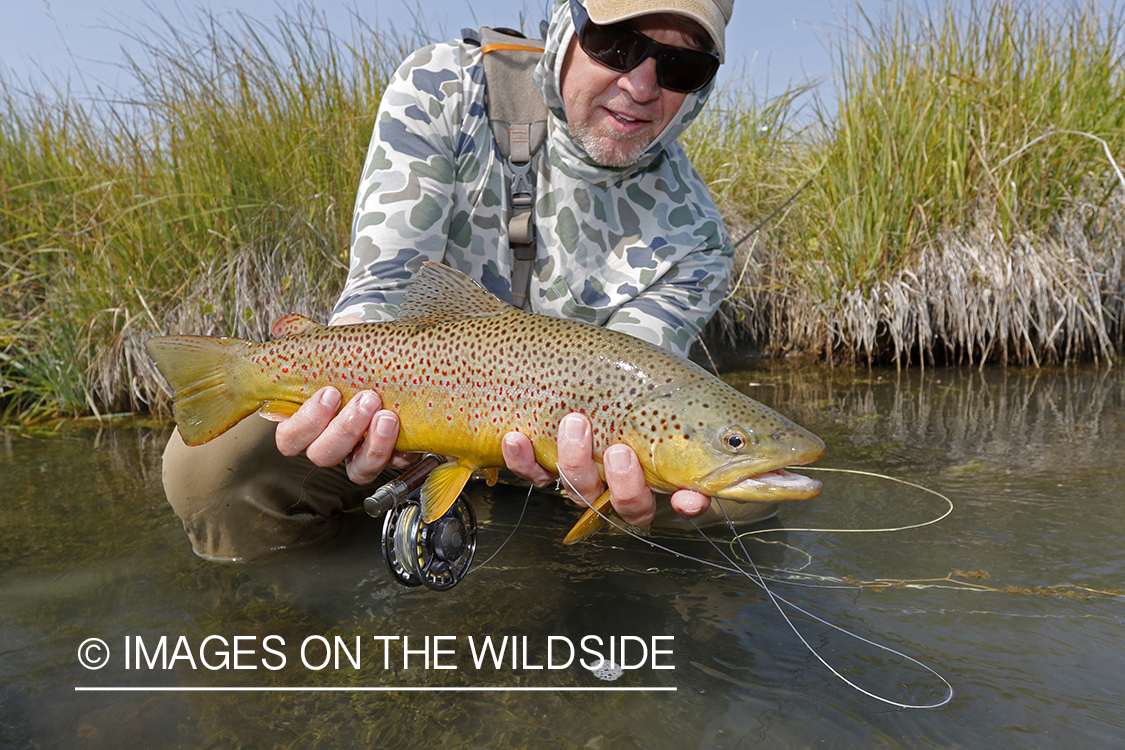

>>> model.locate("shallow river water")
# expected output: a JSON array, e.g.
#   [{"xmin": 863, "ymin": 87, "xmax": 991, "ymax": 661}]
[{"xmin": 2, "ymin": 363, "xmax": 1123, "ymax": 749}]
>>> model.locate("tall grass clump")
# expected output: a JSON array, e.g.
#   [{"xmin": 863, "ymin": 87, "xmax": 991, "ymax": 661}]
[
  {"xmin": 773, "ymin": 0, "xmax": 1125, "ymax": 365},
  {"xmin": 1, "ymin": 4, "xmax": 411, "ymax": 420},
  {"xmin": 682, "ymin": 81, "xmax": 818, "ymax": 343}
]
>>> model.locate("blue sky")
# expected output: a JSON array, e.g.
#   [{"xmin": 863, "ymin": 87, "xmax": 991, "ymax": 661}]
[{"xmin": 2, "ymin": 0, "xmax": 865, "ymax": 101}]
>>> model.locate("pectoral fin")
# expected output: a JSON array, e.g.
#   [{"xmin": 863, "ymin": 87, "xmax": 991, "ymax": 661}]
[
  {"xmin": 562, "ymin": 489, "xmax": 614, "ymax": 545},
  {"xmin": 420, "ymin": 462, "xmax": 474, "ymax": 523},
  {"xmin": 258, "ymin": 400, "xmax": 303, "ymax": 420}
]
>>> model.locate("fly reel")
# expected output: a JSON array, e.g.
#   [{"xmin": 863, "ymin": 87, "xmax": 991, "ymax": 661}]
[
  {"xmin": 364, "ymin": 455, "xmax": 477, "ymax": 591},
  {"xmin": 381, "ymin": 494, "xmax": 476, "ymax": 591}
]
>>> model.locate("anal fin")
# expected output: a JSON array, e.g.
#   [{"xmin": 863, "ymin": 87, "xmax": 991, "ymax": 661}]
[
  {"xmin": 562, "ymin": 489, "xmax": 613, "ymax": 545},
  {"xmin": 421, "ymin": 462, "xmax": 475, "ymax": 523}
]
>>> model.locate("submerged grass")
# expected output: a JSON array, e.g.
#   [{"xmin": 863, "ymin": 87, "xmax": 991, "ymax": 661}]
[{"xmin": 2, "ymin": 0, "xmax": 1125, "ymax": 420}]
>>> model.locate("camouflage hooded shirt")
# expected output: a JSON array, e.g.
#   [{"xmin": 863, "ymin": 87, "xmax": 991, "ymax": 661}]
[{"xmin": 333, "ymin": 0, "xmax": 733, "ymax": 356}]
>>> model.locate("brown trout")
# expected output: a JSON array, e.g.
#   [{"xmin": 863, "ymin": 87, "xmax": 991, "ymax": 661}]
[{"xmin": 146, "ymin": 262, "xmax": 826, "ymax": 543}]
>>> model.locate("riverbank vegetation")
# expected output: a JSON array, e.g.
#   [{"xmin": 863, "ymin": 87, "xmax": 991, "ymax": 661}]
[{"xmin": 2, "ymin": 0, "xmax": 1124, "ymax": 420}]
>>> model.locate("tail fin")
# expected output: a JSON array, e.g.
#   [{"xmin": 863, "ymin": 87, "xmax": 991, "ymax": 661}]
[{"xmin": 146, "ymin": 335, "xmax": 260, "ymax": 446}]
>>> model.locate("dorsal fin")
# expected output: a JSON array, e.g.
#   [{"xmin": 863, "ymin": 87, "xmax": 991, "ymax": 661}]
[
  {"xmin": 395, "ymin": 262, "xmax": 515, "ymax": 326},
  {"xmin": 270, "ymin": 314, "xmax": 325, "ymax": 339}
]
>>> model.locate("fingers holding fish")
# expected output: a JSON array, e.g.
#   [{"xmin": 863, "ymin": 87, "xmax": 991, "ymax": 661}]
[
  {"xmin": 501, "ymin": 432, "xmax": 556, "ymax": 488},
  {"xmin": 272, "ymin": 386, "xmax": 343, "ymax": 456},
  {"xmin": 556, "ymin": 413, "xmax": 606, "ymax": 507},
  {"xmin": 345, "ymin": 410, "xmax": 407, "ymax": 485},
  {"xmin": 300, "ymin": 390, "xmax": 383, "ymax": 468},
  {"xmin": 602, "ymin": 444, "xmax": 656, "ymax": 527},
  {"xmin": 271, "ymin": 388, "xmax": 385, "ymax": 474},
  {"xmin": 669, "ymin": 489, "xmax": 710, "ymax": 519}
]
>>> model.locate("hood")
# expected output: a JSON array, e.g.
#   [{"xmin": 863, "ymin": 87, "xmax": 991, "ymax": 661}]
[{"xmin": 532, "ymin": 0, "xmax": 715, "ymax": 186}]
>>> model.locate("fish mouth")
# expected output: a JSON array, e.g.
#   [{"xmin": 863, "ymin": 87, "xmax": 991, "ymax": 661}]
[
  {"xmin": 699, "ymin": 450, "xmax": 824, "ymax": 502},
  {"xmin": 716, "ymin": 468, "xmax": 823, "ymax": 502}
]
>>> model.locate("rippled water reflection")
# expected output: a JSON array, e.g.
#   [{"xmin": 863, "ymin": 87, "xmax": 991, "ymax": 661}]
[{"xmin": 2, "ymin": 364, "xmax": 1123, "ymax": 748}]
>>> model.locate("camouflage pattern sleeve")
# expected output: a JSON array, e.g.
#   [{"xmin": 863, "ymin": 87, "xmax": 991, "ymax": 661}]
[
  {"xmin": 606, "ymin": 239, "xmax": 733, "ymax": 357},
  {"xmin": 605, "ymin": 155, "xmax": 734, "ymax": 357},
  {"xmin": 332, "ymin": 42, "xmax": 478, "ymax": 324}
]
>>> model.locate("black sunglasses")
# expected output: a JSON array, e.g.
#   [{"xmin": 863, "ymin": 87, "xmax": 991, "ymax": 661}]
[{"xmin": 569, "ymin": 0, "xmax": 720, "ymax": 94}]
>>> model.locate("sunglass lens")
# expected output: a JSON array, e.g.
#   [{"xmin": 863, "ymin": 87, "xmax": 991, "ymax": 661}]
[
  {"xmin": 657, "ymin": 49, "xmax": 720, "ymax": 93},
  {"xmin": 582, "ymin": 23, "xmax": 647, "ymax": 72}
]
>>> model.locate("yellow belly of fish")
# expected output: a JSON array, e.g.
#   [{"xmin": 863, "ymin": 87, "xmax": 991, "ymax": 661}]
[{"xmin": 380, "ymin": 383, "xmax": 514, "ymax": 470}]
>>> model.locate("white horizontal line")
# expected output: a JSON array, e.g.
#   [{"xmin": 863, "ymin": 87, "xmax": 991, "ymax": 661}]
[{"xmin": 75, "ymin": 686, "xmax": 675, "ymax": 692}]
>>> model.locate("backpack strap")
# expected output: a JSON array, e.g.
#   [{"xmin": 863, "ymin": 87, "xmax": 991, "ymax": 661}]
[{"xmin": 476, "ymin": 26, "xmax": 548, "ymax": 310}]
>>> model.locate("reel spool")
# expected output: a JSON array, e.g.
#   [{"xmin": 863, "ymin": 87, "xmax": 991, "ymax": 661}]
[{"xmin": 381, "ymin": 494, "xmax": 477, "ymax": 591}]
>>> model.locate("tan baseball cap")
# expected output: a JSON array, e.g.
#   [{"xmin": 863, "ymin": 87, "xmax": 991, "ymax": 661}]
[{"xmin": 584, "ymin": 0, "xmax": 735, "ymax": 62}]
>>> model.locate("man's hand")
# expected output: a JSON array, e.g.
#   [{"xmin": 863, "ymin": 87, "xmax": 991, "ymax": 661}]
[
  {"xmin": 265, "ymin": 315, "xmax": 413, "ymax": 484},
  {"xmin": 501, "ymin": 412, "xmax": 711, "ymax": 526},
  {"xmin": 269, "ymin": 386, "xmax": 409, "ymax": 484}
]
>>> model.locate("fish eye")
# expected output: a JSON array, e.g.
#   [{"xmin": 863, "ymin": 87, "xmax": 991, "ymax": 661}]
[{"xmin": 721, "ymin": 429, "xmax": 750, "ymax": 453}]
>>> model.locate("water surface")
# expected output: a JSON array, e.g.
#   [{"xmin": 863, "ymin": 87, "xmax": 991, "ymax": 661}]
[{"xmin": 2, "ymin": 364, "xmax": 1122, "ymax": 748}]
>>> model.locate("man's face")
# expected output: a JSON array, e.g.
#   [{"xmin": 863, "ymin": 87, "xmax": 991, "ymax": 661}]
[{"xmin": 560, "ymin": 15, "xmax": 699, "ymax": 168}]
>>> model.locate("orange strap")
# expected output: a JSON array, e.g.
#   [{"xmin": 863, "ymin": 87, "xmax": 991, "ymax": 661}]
[{"xmin": 481, "ymin": 43, "xmax": 545, "ymax": 55}]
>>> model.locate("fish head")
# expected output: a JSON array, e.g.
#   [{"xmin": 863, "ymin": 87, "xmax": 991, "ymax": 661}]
[{"xmin": 621, "ymin": 379, "xmax": 826, "ymax": 503}]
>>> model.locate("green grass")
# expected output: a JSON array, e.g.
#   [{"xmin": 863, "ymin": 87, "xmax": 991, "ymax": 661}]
[
  {"xmin": 3, "ymin": 0, "xmax": 1125, "ymax": 421},
  {"xmin": 701, "ymin": 0, "xmax": 1125, "ymax": 366},
  {"xmin": 806, "ymin": 0, "xmax": 1125, "ymax": 281},
  {"xmin": 1, "ymin": 4, "xmax": 415, "ymax": 419}
]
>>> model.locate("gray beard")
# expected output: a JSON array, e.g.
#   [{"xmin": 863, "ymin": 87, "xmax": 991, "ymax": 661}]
[{"xmin": 569, "ymin": 122, "xmax": 651, "ymax": 168}]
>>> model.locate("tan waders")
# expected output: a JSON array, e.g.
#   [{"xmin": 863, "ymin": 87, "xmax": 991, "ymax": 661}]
[{"xmin": 161, "ymin": 416, "xmax": 380, "ymax": 561}]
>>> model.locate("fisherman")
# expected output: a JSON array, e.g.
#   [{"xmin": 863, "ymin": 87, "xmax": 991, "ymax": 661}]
[{"xmin": 163, "ymin": 0, "xmax": 737, "ymax": 561}]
